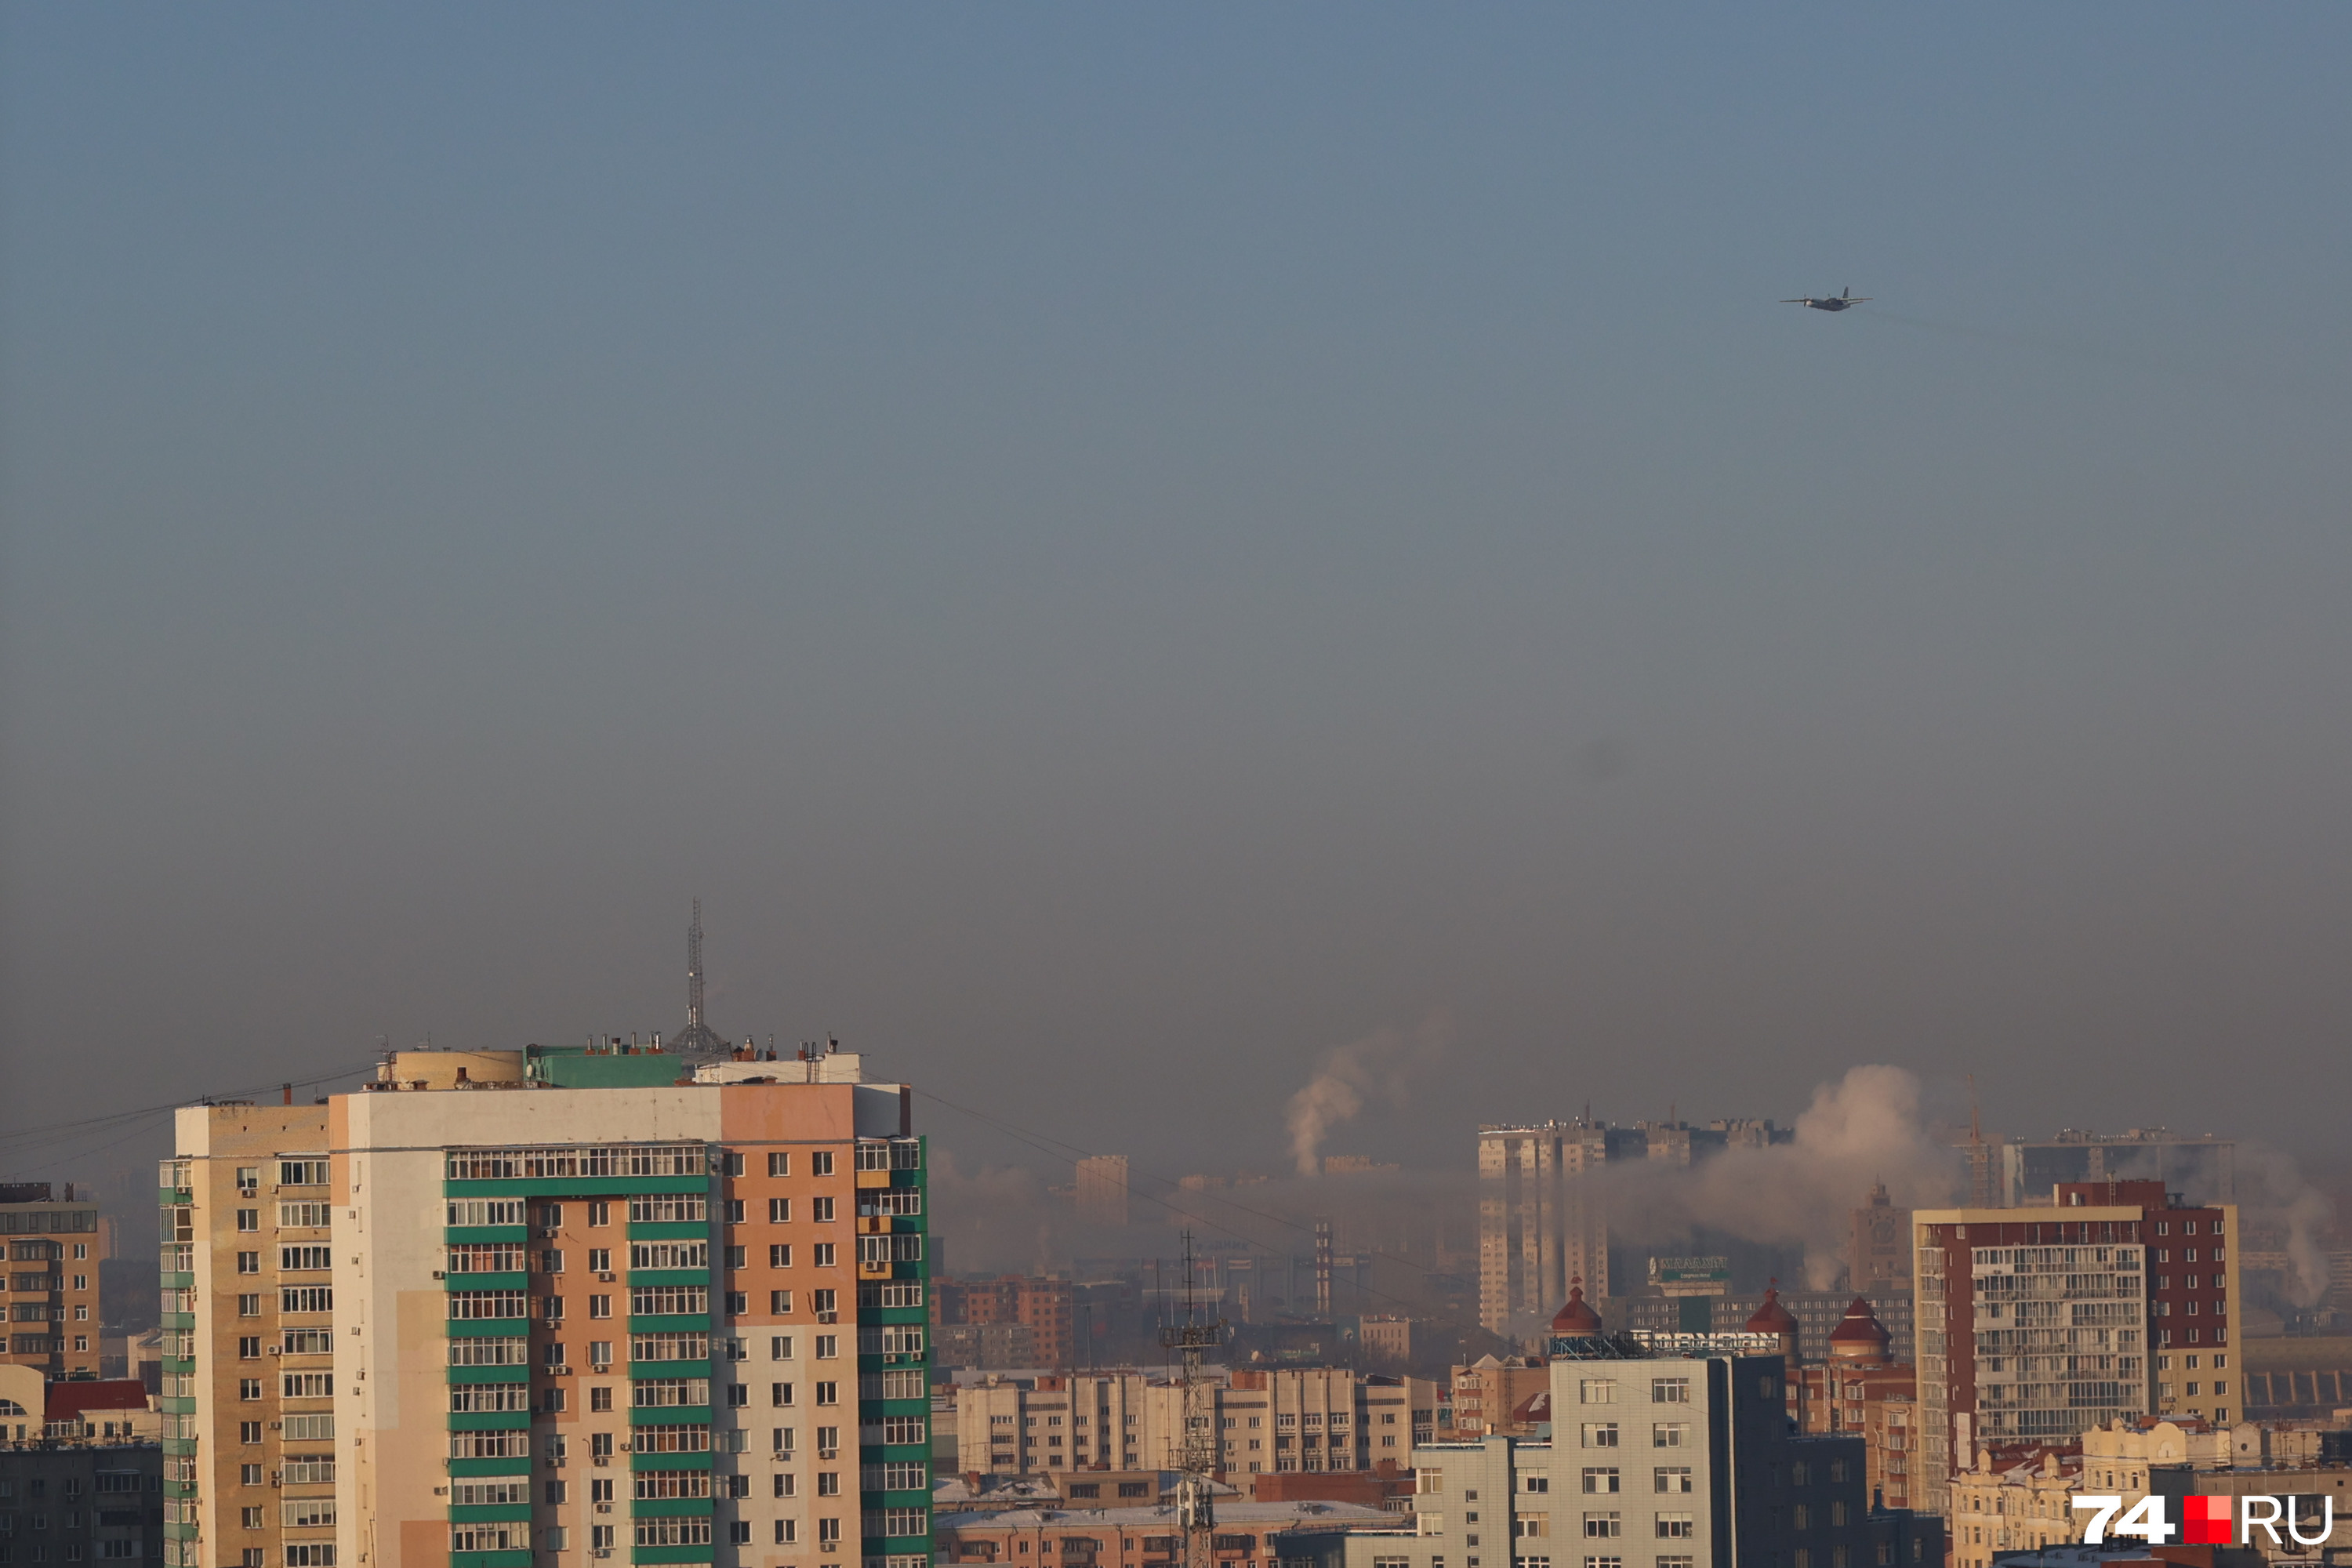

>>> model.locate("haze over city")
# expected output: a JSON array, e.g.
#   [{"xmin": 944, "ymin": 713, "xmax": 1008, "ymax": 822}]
[{"xmin": 5, "ymin": 7, "xmax": 2351, "ymax": 1261}]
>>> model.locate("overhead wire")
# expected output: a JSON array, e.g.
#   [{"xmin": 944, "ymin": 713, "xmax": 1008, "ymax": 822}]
[{"xmin": 0, "ymin": 1054, "xmax": 386, "ymax": 1178}]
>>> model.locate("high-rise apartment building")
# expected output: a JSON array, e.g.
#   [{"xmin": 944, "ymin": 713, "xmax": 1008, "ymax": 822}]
[
  {"xmin": 1477, "ymin": 1123, "xmax": 1612, "ymax": 1334},
  {"xmin": 1996, "ymin": 1132, "xmax": 2234, "ymax": 1208},
  {"xmin": 158, "ymin": 1045, "xmax": 932, "ymax": 1568},
  {"xmin": 2, "ymin": 1181, "xmax": 103, "ymax": 1378},
  {"xmin": 1911, "ymin": 1179, "xmax": 2241, "ymax": 1516},
  {"xmin": 1476, "ymin": 1120, "xmax": 1792, "ymax": 1336},
  {"xmin": 1073, "ymin": 1160, "xmax": 1130, "ymax": 1228}
]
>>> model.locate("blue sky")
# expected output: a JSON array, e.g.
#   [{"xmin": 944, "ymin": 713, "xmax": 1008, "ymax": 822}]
[{"xmin": 4, "ymin": 5, "xmax": 2350, "ymax": 1185}]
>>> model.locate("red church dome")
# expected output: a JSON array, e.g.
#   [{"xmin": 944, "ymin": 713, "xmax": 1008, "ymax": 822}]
[
  {"xmin": 1552, "ymin": 1279, "xmax": 1602, "ymax": 1334},
  {"xmin": 1744, "ymin": 1285, "xmax": 1798, "ymax": 1336},
  {"xmin": 1828, "ymin": 1297, "xmax": 1893, "ymax": 1363}
]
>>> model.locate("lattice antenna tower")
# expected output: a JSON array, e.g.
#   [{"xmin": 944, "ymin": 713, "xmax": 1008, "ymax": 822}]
[
  {"xmin": 672, "ymin": 898, "xmax": 729, "ymax": 1057},
  {"xmin": 1159, "ymin": 1230, "xmax": 1226, "ymax": 1568}
]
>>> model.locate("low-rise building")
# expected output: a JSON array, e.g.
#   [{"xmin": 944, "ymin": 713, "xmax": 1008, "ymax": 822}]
[
  {"xmin": 1448, "ymin": 1357, "xmax": 1549, "ymax": 1439},
  {"xmin": 1947, "ymin": 1443, "xmax": 2081, "ymax": 1568},
  {"xmin": 934, "ymin": 1498, "xmax": 1395, "ymax": 1567},
  {"xmin": 2083, "ymin": 1417, "xmax": 2352, "ymax": 1563}
]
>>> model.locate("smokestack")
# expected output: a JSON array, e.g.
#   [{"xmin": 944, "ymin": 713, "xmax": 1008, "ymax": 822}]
[
  {"xmin": 281, "ymin": 1083, "xmax": 292, "ymax": 1105},
  {"xmin": 1315, "ymin": 1218, "xmax": 1332, "ymax": 1318}
]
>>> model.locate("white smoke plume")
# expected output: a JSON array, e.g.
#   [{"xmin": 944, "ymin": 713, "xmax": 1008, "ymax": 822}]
[
  {"xmin": 2239, "ymin": 1145, "xmax": 2337, "ymax": 1307},
  {"xmin": 1599, "ymin": 1064, "xmax": 1958, "ymax": 1290},
  {"xmin": 1286, "ymin": 1014, "xmax": 1453, "ymax": 1178}
]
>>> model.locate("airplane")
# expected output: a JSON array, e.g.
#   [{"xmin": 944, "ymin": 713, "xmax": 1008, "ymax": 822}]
[{"xmin": 1783, "ymin": 287, "xmax": 1870, "ymax": 312}]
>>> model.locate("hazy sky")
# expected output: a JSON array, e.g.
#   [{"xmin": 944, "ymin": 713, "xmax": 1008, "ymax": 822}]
[{"xmin": 5, "ymin": 5, "xmax": 2350, "ymax": 1193}]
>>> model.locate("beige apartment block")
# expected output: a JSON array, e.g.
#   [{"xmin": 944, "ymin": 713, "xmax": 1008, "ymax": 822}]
[
  {"xmin": 953, "ymin": 1367, "xmax": 1430, "ymax": 1478},
  {"xmin": 1475, "ymin": 1123, "xmax": 1609, "ymax": 1335}
]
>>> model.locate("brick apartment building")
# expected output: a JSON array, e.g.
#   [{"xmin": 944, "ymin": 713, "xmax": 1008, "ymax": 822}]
[
  {"xmin": 1914, "ymin": 1178, "xmax": 2242, "ymax": 1514},
  {"xmin": 937, "ymin": 1276, "xmax": 1077, "ymax": 1369},
  {"xmin": 2, "ymin": 1181, "xmax": 103, "ymax": 1378}
]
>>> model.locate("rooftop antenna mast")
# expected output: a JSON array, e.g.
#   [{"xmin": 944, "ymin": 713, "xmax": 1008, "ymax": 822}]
[
  {"xmin": 673, "ymin": 898, "xmax": 728, "ymax": 1058},
  {"xmin": 1160, "ymin": 1230, "xmax": 1225, "ymax": 1568}
]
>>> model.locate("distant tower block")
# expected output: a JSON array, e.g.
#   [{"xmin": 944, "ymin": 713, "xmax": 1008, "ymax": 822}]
[
  {"xmin": 1075, "ymin": 1155, "xmax": 1129, "ymax": 1225},
  {"xmin": 670, "ymin": 898, "xmax": 729, "ymax": 1058}
]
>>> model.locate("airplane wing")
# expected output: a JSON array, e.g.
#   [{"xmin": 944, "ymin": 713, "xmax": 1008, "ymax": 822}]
[{"xmin": 1780, "ymin": 298, "xmax": 1811, "ymax": 304}]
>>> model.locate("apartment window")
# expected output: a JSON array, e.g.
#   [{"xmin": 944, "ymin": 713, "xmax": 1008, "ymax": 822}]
[
  {"xmin": 242, "ymin": 1508, "xmax": 265, "ymax": 1528},
  {"xmin": 726, "ymin": 1246, "xmax": 747, "ymax": 1270},
  {"xmin": 237, "ymin": 1210, "xmax": 259, "ymax": 1232},
  {"xmin": 238, "ymin": 1337, "xmax": 262, "ymax": 1359},
  {"xmin": 1654, "ymin": 1515, "xmax": 1693, "ymax": 1540},
  {"xmin": 1581, "ymin": 1470, "xmax": 1620, "ymax": 1495},
  {"xmin": 815, "ymin": 1335, "xmax": 838, "ymax": 1359},
  {"xmin": 815, "ymin": 1381, "xmax": 839, "ymax": 1406},
  {"xmin": 768, "ymin": 1197, "xmax": 793, "ymax": 1223},
  {"xmin": 241, "ymin": 1467, "xmax": 263, "ymax": 1485},
  {"xmin": 238, "ymin": 1380, "xmax": 263, "ymax": 1401},
  {"xmin": 728, "ymin": 1385, "xmax": 749, "ymax": 1408},
  {"xmin": 725, "ymin": 1200, "xmax": 746, "ymax": 1225},
  {"xmin": 768, "ymin": 1152, "xmax": 792, "ymax": 1178},
  {"xmin": 588, "ymin": 1296, "xmax": 611, "ymax": 1319},
  {"xmin": 238, "ymin": 1294, "xmax": 262, "ymax": 1317},
  {"xmin": 729, "ymin": 1523, "xmax": 752, "ymax": 1546},
  {"xmin": 1581, "ymin": 1425, "xmax": 1619, "ymax": 1448},
  {"xmin": 587, "ymin": 1249, "xmax": 610, "ymax": 1272},
  {"xmin": 811, "ymin": 1244, "xmax": 836, "ymax": 1268},
  {"xmin": 1654, "ymin": 1469, "xmax": 1693, "ymax": 1494},
  {"xmin": 811, "ymin": 1197, "xmax": 836, "ymax": 1223},
  {"xmin": 724, "ymin": 1152, "xmax": 746, "ymax": 1178},
  {"xmin": 588, "ymin": 1341, "xmax": 612, "ymax": 1367},
  {"xmin": 1652, "ymin": 1425, "xmax": 1689, "ymax": 1449},
  {"xmin": 726, "ymin": 1291, "xmax": 748, "ymax": 1314},
  {"xmin": 773, "ymin": 1384, "xmax": 795, "ymax": 1407},
  {"xmin": 1650, "ymin": 1379, "xmax": 1690, "ymax": 1404},
  {"xmin": 774, "ymin": 1522, "xmax": 797, "ymax": 1544},
  {"xmin": 237, "ymin": 1252, "xmax": 260, "ymax": 1275},
  {"xmin": 771, "ymin": 1335, "xmax": 794, "ymax": 1359},
  {"xmin": 1582, "ymin": 1515, "xmax": 1621, "ymax": 1540},
  {"xmin": 590, "ymin": 1388, "xmax": 613, "ymax": 1413},
  {"xmin": 771, "ymin": 1245, "xmax": 793, "ymax": 1269},
  {"xmin": 810, "ymin": 1152, "xmax": 835, "ymax": 1177},
  {"xmin": 1580, "ymin": 1381, "xmax": 1616, "ymax": 1405},
  {"xmin": 771, "ymin": 1290, "xmax": 793, "ymax": 1314},
  {"xmin": 588, "ymin": 1201, "xmax": 610, "ymax": 1226},
  {"xmin": 811, "ymin": 1289, "xmax": 837, "ymax": 1315},
  {"xmin": 240, "ymin": 1422, "xmax": 263, "ymax": 1444}
]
